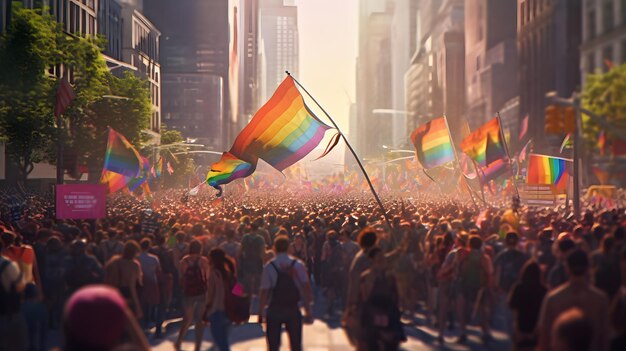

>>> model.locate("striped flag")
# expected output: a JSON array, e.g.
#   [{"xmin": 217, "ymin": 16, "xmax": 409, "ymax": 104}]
[
  {"xmin": 166, "ymin": 161, "xmax": 174, "ymax": 175},
  {"xmin": 598, "ymin": 131, "xmax": 606, "ymax": 156},
  {"xmin": 54, "ymin": 77, "xmax": 75, "ymax": 118}
]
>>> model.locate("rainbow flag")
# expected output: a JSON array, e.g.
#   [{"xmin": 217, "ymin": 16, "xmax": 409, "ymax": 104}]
[
  {"xmin": 526, "ymin": 154, "xmax": 570, "ymax": 191},
  {"xmin": 461, "ymin": 117, "xmax": 506, "ymax": 165},
  {"xmin": 100, "ymin": 170, "xmax": 131, "ymax": 193},
  {"xmin": 206, "ymin": 76, "xmax": 331, "ymax": 191},
  {"xmin": 461, "ymin": 117, "xmax": 508, "ymax": 180},
  {"xmin": 410, "ymin": 117, "xmax": 455, "ymax": 169},
  {"xmin": 103, "ymin": 128, "xmax": 142, "ymax": 178},
  {"xmin": 156, "ymin": 157, "xmax": 163, "ymax": 177}
]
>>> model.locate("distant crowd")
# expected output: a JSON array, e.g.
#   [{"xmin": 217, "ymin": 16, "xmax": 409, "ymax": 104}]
[{"xmin": 0, "ymin": 188, "xmax": 625, "ymax": 351}]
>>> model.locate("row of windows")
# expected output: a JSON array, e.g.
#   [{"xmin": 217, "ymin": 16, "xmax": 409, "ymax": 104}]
[
  {"xmin": 586, "ymin": 39, "xmax": 626, "ymax": 73},
  {"xmin": 586, "ymin": 0, "xmax": 626, "ymax": 40},
  {"xmin": 520, "ymin": 0, "xmax": 552, "ymax": 27}
]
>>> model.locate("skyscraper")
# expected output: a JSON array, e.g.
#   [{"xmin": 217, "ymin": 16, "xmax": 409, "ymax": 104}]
[
  {"xmin": 258, "ymin": 0, "xmax": 299, "ymax": 103},
  {"xmin": 144, "ymin": 0, "xmax": 230, "ymax": 149}
]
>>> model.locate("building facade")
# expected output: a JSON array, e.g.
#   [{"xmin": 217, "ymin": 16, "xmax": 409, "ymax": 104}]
[
  {"xmin": 405, "ymin": 0, "xmax": 466, "ymax": 144},
  {"xmin": 465, "ymin": 0, "xmax": 519, "ymax": 136},
  {"xmin": 581, "ymin": 0, "xmax": 626, "ymax": 80},
  {"xmin": 99, "ymin": 0, "xmax": 123, "ymax": 62},
  {"xmin": 257, "ymin": 0, "xmax": 299, "ymax": 103},
  {"xmin": 356, "ymin": 8, "xmax": 393, "ymax": 158},
  {"xmin": 517, "ymin": 0, "xmax": 582, "ymax": 149},
  {"xmin": 120, "ymin": 4, "xmax": 161, "ymax": 132},
  {"xmin": 144, "ymin": 0, "xmax": 230, "ymax": 148},
  {"xmin": 240, "ymin": 0, "xmax": 260, "ymax": 127}
]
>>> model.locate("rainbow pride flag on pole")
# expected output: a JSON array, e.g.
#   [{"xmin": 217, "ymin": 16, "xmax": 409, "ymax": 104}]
[
  {"xmin": 410, "ymin": 117, "xmax": 455, "ymax": 169},
  {"xmin": 526, "ymin": 153, "xmax": 571, "ymax": 191},
  {"xmin": 461, "ymin": 117, "xmax": 509, "ymax": 180},
  {"xmin": 103, "ymin": 128, "xmax": 143, "ymax": 178},
  {"xmin": 206, "ymin": 76, "xmax": 332, "ymax": 192}
]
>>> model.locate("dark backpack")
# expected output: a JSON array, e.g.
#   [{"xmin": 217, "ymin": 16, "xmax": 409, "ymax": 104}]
[
  {"xmin": 0, "ymin": 259, "xmax": 22, "ymax": 316},
  {"xmin": 458, "ymin": 250, "xmax": 484, "ymax": 292},
  {"xmin": 43, "ymin": 252, "xmax": 66, "ymax": 292},
  {"xmin": 269, "ymin": 260, "xmax": 300, "ymax": 310},
  {"xmin": 183, "ymin": 258, "xmax": 206, "ymax": 297},
  {"xmin": 223, "ymin": 272, "xmax": 251, "ymax": 324}
]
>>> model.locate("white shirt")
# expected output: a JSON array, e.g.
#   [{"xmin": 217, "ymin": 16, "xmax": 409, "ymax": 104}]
[{"xmin": 260, "ymin": 253, "xmax": 308, "ymax": 290}]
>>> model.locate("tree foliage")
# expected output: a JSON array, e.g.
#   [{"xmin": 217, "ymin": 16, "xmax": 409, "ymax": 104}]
[
  {"xmin": 0, "ymin": 6, "xmax": 152, "ymax": 183},
  {"xmin": 581, "ymin": 63, "xmax": 626, "ymax": 151}
]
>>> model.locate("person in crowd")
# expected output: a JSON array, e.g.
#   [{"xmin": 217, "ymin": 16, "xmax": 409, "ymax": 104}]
[
  {"xmin": 0, "ymin": 238, "xmax": 27, "ymax": 351},
  {"xmin": 259, "ymin": 235, "xmax": 314, "ymax": 351},
  {"xmin": 508, "ymin": 260, "xmax": 547, "ymax": 351},
  {"xmin": 175, "ymin": 240, "xmax": 209, "ymax": 351},
  {"xmin": 100, "ymin": 230, "xmax": 125, "ymax": 264},
  {"xmin": 204, "ymin": 248, "xmax": 236, "ymax": 351},
  {"xmin": 435, "ymin": 231, "xmax": 467, "ymax": 343},
  {"xmin": 22, "ymin": 282, "xmax": 48, "ymax": 351},
  {"xmin": 493, "ymin": 232, "xmax": 529, "ymax": 332},
  {"xmin": 546, "ymin": 237, "xmax": 576, "ymax": 289},
  {"xmin": 591, "ymin": 234, "xmax": 621, "ymax": 300},
  {"xmin": 64, "ymin": 239, "xmax": 104, "ymax": 295},
  {"xmin": 1, "ymin": 231, "xmax": 40, "ymax": 286},
  {"xmin": 288, "ymin": 233, "xmax": 308, "ymax": 266},
  {"xmin": 149, "ymin": 235, "xmax": 176, "ymax": 320},
  {"xmin": 321, "ymin": 230, "xmax": 345, "ymax": 318},
  {"xmin": 137, "ymin": 238, "xmax": 162, "ymax": 336},
  {"xmin": 454, "ymin": 234, "xmax": 493, "ymax": 343},
  {"xmin": 58, "ymin": 285, "xmax": 149, "ymax": 351},
  {"xmin": 609, "ymin": 286, "xmax": 626, "ymax": 351},
  {"xmin": 358, "ymin": 247, "xmax": 406, "ymax": 350},
  {"xmin": 537, "ymin": 249, "xmax": 610, "ymax": 351},
  {"xmin": 105, "ymin": 241, "xmax": 144, "ymax": 320},
  {"xmin": 41, "ymin": 236, "xmax": 67, "ymax": 328},
  {"xmin": 550, "ymin": 308, "xmax": 593, "ymax": 351},
  {"xmin": 239, "ymin": 228, "xmax": 266, "ymax": 296},
  {"xmin": 219, "ymin": 229, "xmax": 241, "ymax": 267},
  {"xmin": 344, "ymin": 228, "xmax": 378, "ymax": 346}
]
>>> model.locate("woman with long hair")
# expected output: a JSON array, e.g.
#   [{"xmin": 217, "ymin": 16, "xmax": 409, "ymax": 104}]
[{"xmin": 205, "ymin": 248, "xmax": 237, "ymax": 351}]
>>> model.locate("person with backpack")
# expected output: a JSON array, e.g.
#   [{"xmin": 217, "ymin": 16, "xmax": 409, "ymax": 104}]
[
  {"xmin": 150, "ymin": 235, "xmax": 177, "ymax": 319},
  {"xmin": 357, "ymin": 247, "xmax": 406, "ymax": 350},
  {"xmin": 259, "ymin": 235, "xmax": 314, "ymax": 351},
  {"xmin": 0, "ymin": 237, "xmax": 27, "ymax": 351},
  {"xmin": 175, "ymin": 240, "xmax": 209, "ymax": 351},
  {"xmin": 64, "ymin": 239, "xmax": 104, "ymax": 296},
  {"xmin": 239, "ymin": 230, "xmax": 265, "ymax": 296},
  {"xmin": 453, "ymin": 235, "xmax": 493, "ymax": 344},
  {"xmin": 203, "ymin": 248, "xmax": 239, "ymax": 351},
  {"xmin": 321, "ymin": 230, "xmax": 345, "ymax": 318}
]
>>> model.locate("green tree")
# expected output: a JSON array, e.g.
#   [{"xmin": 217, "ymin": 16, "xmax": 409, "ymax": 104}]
[
  {"xmin": 0, "ymin": 6, "xmax": 61, "ymax": 182},
  {"xmin": 582, "ymin": 63, "xmax": 626, "ymax": 152},
  {"xmin": 78, "ymin": 71, "xmax": 152, "ymax": 181},
  {"xmin": 155, "ymin": 125, "xmax": 196, "ymax": 188}
]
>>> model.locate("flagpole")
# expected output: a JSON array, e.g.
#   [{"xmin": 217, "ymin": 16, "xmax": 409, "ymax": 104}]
[
  {"xmin": 287, "ymin": 71, "xmax": 392, "ymax": 229},
  {"xmin": 496, "ymin": 112, "xmax": 520, "ymax": 198},
  {"xmin": 443, "ymin": 115, "xmax": 478, "ymax": 208}
]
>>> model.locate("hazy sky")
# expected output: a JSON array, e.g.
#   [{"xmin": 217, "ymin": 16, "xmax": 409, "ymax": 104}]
[{"xmin": 295, "ymin": 0, "xmax": 358, "ymax": 134}]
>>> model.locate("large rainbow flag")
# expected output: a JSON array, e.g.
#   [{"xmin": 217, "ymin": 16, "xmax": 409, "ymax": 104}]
[
  {"xmin": 206, "ymin": 76, "xmax": 332, "ymax": 191},
  {"xmin": 461, "ymin": 117, "xmax": 509, "ymax": 180},
  {"xmin": 526, "ymin": 154, "xmax": 570, "ymax": 191},
  {"xmin": 410, "ymin": 117, "xmax": 455, "ymax": 169},
  {"xmin": 103, "ymin": 128, "xmax": 143, "ymax": 178}
]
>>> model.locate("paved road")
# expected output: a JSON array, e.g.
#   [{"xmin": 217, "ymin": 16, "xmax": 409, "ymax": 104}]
[{"xmin": 151, "ymin": 312, "xmax": 512, "ymax": 351}]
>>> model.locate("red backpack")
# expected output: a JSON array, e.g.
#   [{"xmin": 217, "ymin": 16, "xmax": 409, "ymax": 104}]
[{"xmin": 183, "ymin": 258, "xmax": 206, "ymax": 297}]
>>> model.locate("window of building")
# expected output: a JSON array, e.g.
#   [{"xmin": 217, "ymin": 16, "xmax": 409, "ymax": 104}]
[
  {"xmin": 587, "ymin": 52, "xmax": 595, "ymax": 73},
  {"xmin": 587, "ymin": 9, "xmax": 596, "ymax": 40},
  {"xmin": 603, "ymin": 1, "xmax": 614, "ymax": 33},
  {"xmin": 520, "ymin": 1, "xmax": 526, "ymax": 26}
]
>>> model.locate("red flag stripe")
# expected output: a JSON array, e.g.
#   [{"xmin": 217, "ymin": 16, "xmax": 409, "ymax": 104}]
[{"xmin": 54, "ymin": 78, "xmax": 76, "ymax": 117}]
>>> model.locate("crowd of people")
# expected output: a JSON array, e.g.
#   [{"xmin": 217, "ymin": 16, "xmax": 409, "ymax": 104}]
[{"xmin": 0, "ymin": 187, "xmax": 625, "ymax": 351}]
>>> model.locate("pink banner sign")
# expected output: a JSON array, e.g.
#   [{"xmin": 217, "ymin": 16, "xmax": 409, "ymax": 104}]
[{"xmin": 56, "ymin": 184, "xmax": 106, "ymax": 219}]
